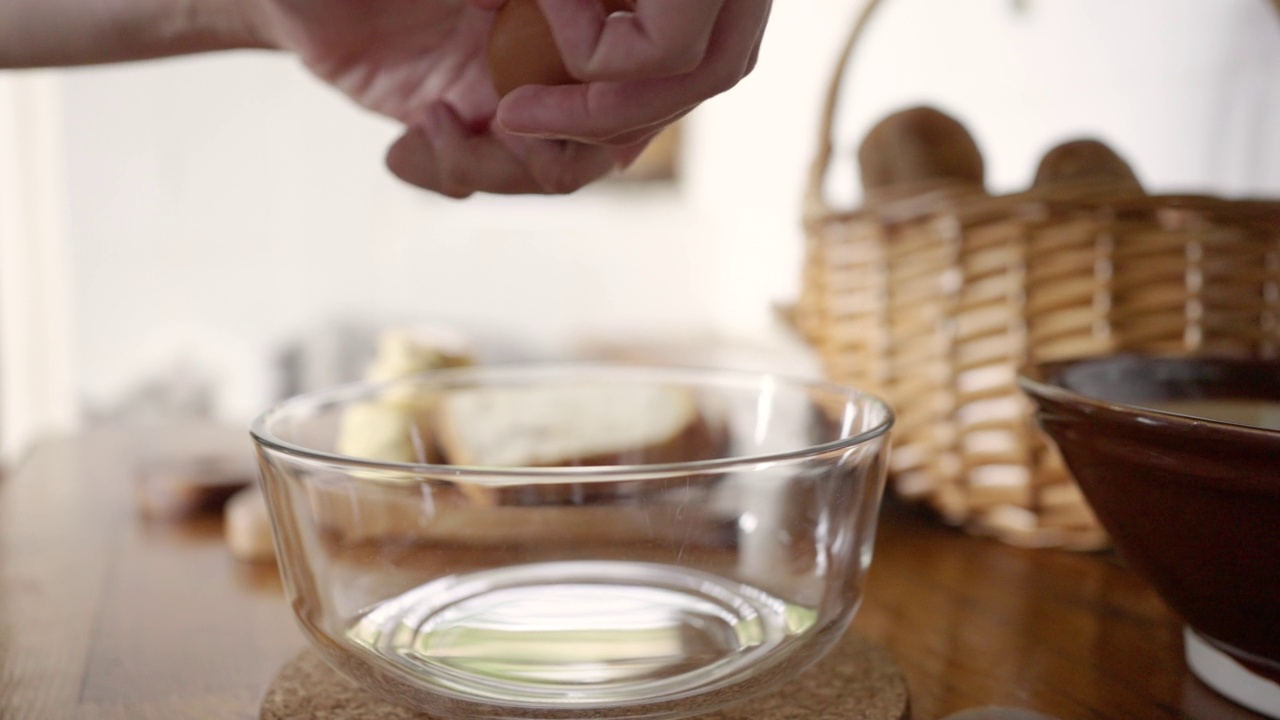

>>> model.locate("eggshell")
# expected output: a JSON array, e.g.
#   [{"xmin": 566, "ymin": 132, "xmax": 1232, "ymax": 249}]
[{"xmin": 487, "ymin": 0, "xmax": 636, "ymax": 97}]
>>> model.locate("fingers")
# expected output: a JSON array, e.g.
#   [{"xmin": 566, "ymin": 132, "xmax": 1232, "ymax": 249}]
[
  {"xmin": 611, "ymin": 136, "xmax": 657, "ymax": 170},
  {"xmin": 385, "ymin": 103, "xmax": 620, "ymax": 197},
  {"xmin": 386, "ymin": 104, "xmax": 529, "ymax": 198},
  {"xmin": 520, "ymin": 133, "xmax": 625, "ymax": 192},
  {"xmin": 539, "ymin": 0, "xmax": 725, "ymax": 82},
  {"xmin": 498, "ymin": 0, "xmax": 770, "ymax": 143}
]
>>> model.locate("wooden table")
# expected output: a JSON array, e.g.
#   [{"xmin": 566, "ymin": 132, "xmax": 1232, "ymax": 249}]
[{"xmin": 0, "ymin": 429, "xmax": 1266, "ymax": 720}]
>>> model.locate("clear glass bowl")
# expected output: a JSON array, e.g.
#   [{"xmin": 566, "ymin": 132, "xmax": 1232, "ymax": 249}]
[{"xmin": 251, "ymin": 364, "xmax": 893, "ymax": 720}]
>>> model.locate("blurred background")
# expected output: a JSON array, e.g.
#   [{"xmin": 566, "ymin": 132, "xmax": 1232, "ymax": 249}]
[{"xmin": 3, "ymin": 0, "xmax": 1280, "ymax": 464}]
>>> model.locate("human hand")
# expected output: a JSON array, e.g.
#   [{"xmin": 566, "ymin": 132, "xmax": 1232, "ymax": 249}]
[
  {"xmin": 252, "ymin": 0, "xmax": 608, "ymax": 197},
  {"xmin": 474, "ymin": 0, "xmax": 772, "ymax": 147},
  {"xmin": 253, "ymin": 0, "xmax": 771, "ymax": 197}
]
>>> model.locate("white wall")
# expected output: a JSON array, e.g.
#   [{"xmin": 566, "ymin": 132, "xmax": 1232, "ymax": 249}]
[
  {"xmin": 0, "ymin": 72, "xmax": 77, "ymax": 462},
  {"xmin": 53, "ymin": 53, "xmax": 715, "ymax": 422},
  {"xmin": 6, "ymin": 0, "xmax": 1280, "ymax": 438}
]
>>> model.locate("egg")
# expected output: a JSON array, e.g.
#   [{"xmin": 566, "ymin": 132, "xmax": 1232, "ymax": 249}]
[{"xmin": 487, "ymin": 0, "xmax": 636, "ymax": 97}]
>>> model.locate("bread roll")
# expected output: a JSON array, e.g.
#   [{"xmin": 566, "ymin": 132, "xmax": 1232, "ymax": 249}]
[
  {"xmin": 363, "ymin": 326, "xmax": 473, "ymax": 385},
  {"xmin": 1033, "ymin": 139, "xmax": 1142, "ymax": 193},
  {"xmin": 225, "ymin": 485, "xmax": 276, "ymax": 564},
  {"xmin": 858, "ymin": 106, "xmax": 986, "ymax": 202},
  {"xmin": 319, "ymin": 326, "xmax": 474, "ymax": 539},
  {"xmin": 334, "ymin": 326, "xmax": 475, "ymax": 465},
  {"xmin": 335, "ymin": 400, "xmax": 440, "ymax": 465}
]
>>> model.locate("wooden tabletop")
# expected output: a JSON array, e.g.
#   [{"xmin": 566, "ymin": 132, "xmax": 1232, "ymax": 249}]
[{"xmin": 0, "ymin": 428, "xmax": 1266, "ymax": 720}]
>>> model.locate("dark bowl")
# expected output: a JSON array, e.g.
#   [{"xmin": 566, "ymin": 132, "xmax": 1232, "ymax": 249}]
[{"xmin": 1019, "ymin": 355, "xmax": 1280, "ymax": 715}]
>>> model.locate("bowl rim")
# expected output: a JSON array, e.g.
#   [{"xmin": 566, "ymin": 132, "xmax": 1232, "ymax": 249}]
[
  {"xmin": 1018, "ymin": 354, "xmax": 1280, "ymax": 442},
  {"xmin": 250, "ymin": 362, "xmax": 896, "ymax": 480}
]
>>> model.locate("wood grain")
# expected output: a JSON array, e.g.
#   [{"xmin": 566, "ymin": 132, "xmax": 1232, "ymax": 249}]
[
  {"xmin": 0, "ymin": 429, "xmax": 1268, "ymax": 719},
  {"xmin": 867, "ymin": 498, "xmax": 1276, "ymax": 720},
  {"xmin": 0, "ymin": 429, "xmax": 303, "ymax": 720}
]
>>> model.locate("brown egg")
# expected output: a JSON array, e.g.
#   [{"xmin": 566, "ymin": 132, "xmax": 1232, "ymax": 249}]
[{"xmin": 487, "ymin": 0, "xmax": 636, "ymax": 97}]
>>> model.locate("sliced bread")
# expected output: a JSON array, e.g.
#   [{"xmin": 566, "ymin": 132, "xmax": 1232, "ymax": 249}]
[{"xmin": 434, "ymin": 383, "xmax": 723, "ymax": 468}]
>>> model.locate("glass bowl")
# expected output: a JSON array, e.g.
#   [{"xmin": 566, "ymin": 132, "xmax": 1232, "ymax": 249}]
[
  {"xmin": 250, "ymin": 364, "xmax": 894, "ymax": 720},
  {"xmin": 1020, "ymin": 355, "xmax": 1280, "ymax": 719}
]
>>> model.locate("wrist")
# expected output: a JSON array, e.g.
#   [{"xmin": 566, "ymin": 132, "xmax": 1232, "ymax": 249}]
[
  {"xmin": 175, "ymin": 0, "xmax": 278, "ymax": 52},
  {"xmin": 0, "ymin": 0, "xmax": 277, "ymax": 68}
]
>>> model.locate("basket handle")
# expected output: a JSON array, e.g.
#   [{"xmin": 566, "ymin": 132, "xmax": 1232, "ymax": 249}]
[
  {"xmin": 804, "ymin": 0, "xmax": 886, "ymax": 221},
  {"xmin": 803, "ymin": 0, "xmax": 1280, "ymax": 221}
]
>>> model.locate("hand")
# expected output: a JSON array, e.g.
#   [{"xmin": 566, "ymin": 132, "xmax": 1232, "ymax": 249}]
[
  {"xmin": 253, "ymin": 0, "xmax": 613, "ymax": 197},
  {"xmin": 253, "ymin": 0, "xmax": 771, "ymax": 197},
  {"xmin": 2, "ymin": 0, "xmax": 767, "ymax": 197},
  {"xmin": 476, "ymin": 0, "xmax": 772, "ymax": 147}
]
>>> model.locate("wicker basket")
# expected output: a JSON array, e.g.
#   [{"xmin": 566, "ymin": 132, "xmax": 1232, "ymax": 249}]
[{"xmin": 797, "ymin": 0, "xmax": 1280, "ymax": 550}]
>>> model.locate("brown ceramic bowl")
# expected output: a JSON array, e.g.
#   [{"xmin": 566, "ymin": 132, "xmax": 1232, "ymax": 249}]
[{"xmin": 1020, "ymin": 355, "xmax": 1280, "ymax": 718}]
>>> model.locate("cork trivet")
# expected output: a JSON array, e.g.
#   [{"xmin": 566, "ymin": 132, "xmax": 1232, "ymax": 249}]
[{"xmin": 260, "ymin": 633, "xmax": 909, "ymax": 720}]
